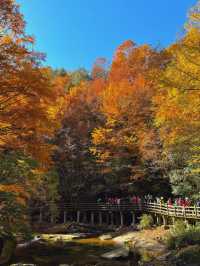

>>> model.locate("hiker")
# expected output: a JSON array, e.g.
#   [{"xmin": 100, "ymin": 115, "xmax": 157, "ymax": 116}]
[{"xmin": 167, "ymin": 198, "xmax": 173, "ymax": 207}]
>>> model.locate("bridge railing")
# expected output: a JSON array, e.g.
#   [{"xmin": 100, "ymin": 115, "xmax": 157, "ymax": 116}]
[
  {"xmin": 53, "ymin": 202, "xmax": 200, "ymax": 219},
  {"xmin": 141, "ymin": 202, "xmax": 200, "ymax": 218},
  {"xmin": 31, "ymin": 202, "xmax": 200, "ymax": 220}
]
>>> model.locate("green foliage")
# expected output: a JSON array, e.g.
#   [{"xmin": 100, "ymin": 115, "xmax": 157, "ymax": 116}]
[
  {"xmin": 41, "ymin": 170, "xmax": 60, "ymax": 220},
  {"xmin": 169, "ymin": 167, "xmax": 200, "ymax": 200},
  {"xmin": 138, "ymin": 214, "xmax": 154, "ymax": 230},
  {"xmin": 0, "ymin": 151, "xmax": 38, "ymax": 186},
  {"xmin": 170, "ymin": 220, "xmax": 187, "ymax": 236},
  {"xmin": 68, "ymin": 68, "xmax": 90, "ymax": 88},
  {"xmin": 0, "ymin": 151, "xmax": 39, "ymax": 234},
  {"xmin": 0, "ymin": 151, "xmax": 60, "ymax": 234},
  {"xmin": 166, "ymin": 221, "xmax": 200, "ymax": 249}
]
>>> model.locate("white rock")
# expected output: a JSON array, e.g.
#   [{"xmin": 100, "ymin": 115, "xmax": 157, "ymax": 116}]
[
  {"xmin": 99, "ymin": 234, "xmax": 113, "ymax": 240},
  {"xmin": 17, "ymin": 236, "xmax": 41, "ymax": 248},
  {"xmin": 101, "ymin": 247, "xmax": 129, "ymax": 259}
]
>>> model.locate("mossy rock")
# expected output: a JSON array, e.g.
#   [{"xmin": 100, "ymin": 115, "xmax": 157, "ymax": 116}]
[{"xmin": 174, "ymin": 245, "xmax": 200, "ymax": 265}]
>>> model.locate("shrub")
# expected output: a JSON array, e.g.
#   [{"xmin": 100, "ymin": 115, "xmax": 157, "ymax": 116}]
[
  {"xmin": 138, "ymin": 214, "xmax": 153, "ymax": 230},
  {"xmin": 166, "ymin": 220, "xmax": 200, "ymax": 249},
  {"xmin": 171, "ymin": 220, "xmax": 187, "ymax": 235}
]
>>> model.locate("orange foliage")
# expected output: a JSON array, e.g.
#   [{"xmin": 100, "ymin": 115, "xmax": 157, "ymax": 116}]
[{"xmin": 92, "ymin": 41, "xmax": 162, "ymax": 181}]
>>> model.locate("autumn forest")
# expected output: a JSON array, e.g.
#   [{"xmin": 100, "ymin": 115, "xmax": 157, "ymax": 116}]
[{"xmin": 0, "ymin": 0, "xmax": 200, "ymax": 245}]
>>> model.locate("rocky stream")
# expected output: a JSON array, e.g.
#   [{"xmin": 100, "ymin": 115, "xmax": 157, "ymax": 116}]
[{"xmin": 4, "ymin": 223, "xmax": 172, "ymax": 266}]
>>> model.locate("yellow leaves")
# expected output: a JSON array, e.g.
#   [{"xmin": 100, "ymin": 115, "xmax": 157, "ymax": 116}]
[
  {"xmin": 99, "ymin": 151, "xmax": 111, "ymax": 162},
  {"xmin": 124, "ymin": 135, "xmax": 137, "ymax": 146},
  {"xmin": 107, "ymin": 118, "xmax": 118, "ymax": 127},
  {"xmin": 0, "ymin": 184, "xmax": 21, "ymax": 193},
  {"xmin": 90, "ymin": 148, "xmax": 111, "ymax": 163},
  {"xmin": 153, "ymin": 17, "xmax": 200, "ymax": 179},
  {"xmin": 92, "ymin": 128, "xmax": 111, "ymax": 145},
  {"xmin": 91, "ymin": 130, "xmax": 103, "ymax": 145},
  {"xmin": 168, "ymin": 87, "xmax": 179, "ymax": 98},
  {"xmin": 31, "ymin": 168, "xmax": 45, "ymax": 175},
  {"xmin": 47, "ymin": 105, "xmax": 60, "ymax": 120},
  {"xmin": 186, "ymin": 0, "xmax": 200, "ymax": 30}
]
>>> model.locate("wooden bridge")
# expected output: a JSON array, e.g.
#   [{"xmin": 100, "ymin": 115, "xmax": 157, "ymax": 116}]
[{"xmin": 34, "ymin": 202, "xmax": 200, "ymax": 226}]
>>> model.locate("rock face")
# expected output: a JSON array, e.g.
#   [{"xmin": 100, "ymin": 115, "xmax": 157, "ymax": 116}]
[{"xmin": 101, "ymin": 247, "xmax": 129, "ymax": 259}]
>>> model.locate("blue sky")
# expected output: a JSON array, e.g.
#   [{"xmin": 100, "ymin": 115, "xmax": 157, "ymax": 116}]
[{"xmin": 17, "ymin": 0, "xmax": 197, "ymax": 71}]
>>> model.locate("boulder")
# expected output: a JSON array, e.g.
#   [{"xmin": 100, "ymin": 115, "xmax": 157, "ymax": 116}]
[
  {"xmin": 17, "ymin": 235, "xmax": 41, "ymax": 249},
  {"xmin": 101, "ymin": 247, "xmax": 129, "ymax": 259},
  {"xmin": 99, "ymin": 234, "xmax": 113, "ymax": 240},
  {"xmin": 71, "ymin": 233, "xmax": 88, "ymax": 239}
]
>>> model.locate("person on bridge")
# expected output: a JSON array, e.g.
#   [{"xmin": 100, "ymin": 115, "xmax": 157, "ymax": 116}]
[
  {"xmin": 117, "ymin": 197, "xmax": 121, "ymax": 205},
  {"xmin": 97, "ymin": 198, "xmax": 102, "ymax": 203},
  {"xmin": 196, "ymin": 199, "xmax": 200, "ymax": 207},
  {"xmin": 167, "ymin": 198, "xmax": 173, "ymax": 207}
]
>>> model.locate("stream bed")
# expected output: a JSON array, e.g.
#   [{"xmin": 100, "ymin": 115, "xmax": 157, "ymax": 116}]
[{"xmin": 9, "ymin": 235, "xmax": 139, "ymax": 266}]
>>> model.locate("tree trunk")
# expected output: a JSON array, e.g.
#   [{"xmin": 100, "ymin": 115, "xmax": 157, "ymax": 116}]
[{"xmin": 0, "ymin": 237, "xmax": 16, "ymax": 265}]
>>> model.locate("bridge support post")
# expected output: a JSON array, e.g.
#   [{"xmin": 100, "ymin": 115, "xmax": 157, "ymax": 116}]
[
  {"xmin": 110, "ymin": 212, "xmax": 114, "ymax": 226},
  {"xmin": 120, "ymin": 211, "xmax": 124, "ymax": 227},
  {"xmin": 91, "ymin": 212, "xmax": 95, "ymax": 225},
  {"xmin": 39, "ymin": 207, "xmax": 43, "ymax": 223},
  {"xmin": 98, "ymin": 212, "xmax": 102, "ymax": 225},
  {"xmin": 69, "ymin": 212, "xmax": 72, "ymax": 221},
  {"xmin": 156, "ymin": 214, "xmax": 161, "ymax": 225},
  {"xmin": 131, "ymin": 212, "xmax": 136, "ymax": 226},
  {"xmin": 63, "ymin": 211, "xmax": 67, "ymax": 223},
  {"xmin": 106, "ymin": 212, "xmax": 109, "ymax": 225},
  {"xmin": 77, "ymin": 210, "xmax": 81, "ymax": 223},
  {"xmin": 50, "ymin": 214, "xmax": 54, "ymax": 224},
  {"xmin": 83, "ymin": 212, "xmax": 87, "ymax": 224},
  {"xmin": 162, "ymin": 215, "xmax": 167, "ymax": 226}
]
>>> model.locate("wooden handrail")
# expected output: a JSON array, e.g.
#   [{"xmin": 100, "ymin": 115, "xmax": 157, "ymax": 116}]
[{"xmin": 31, "ymin": 202, "xmax": 200, "ymax": 220}]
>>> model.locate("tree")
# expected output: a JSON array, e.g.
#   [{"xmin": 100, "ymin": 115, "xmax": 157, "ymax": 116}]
[
  {"xmin": 0, "ymin": 151, "xmax": 39, "ymax": 235},
  {"xmin": 186, "ymin": 0, "xmax": 200, "ymax": 30},
  {"xmin": 0, "ymin": 1, "xmax": 66, "ymax": 235},
  {"xmin": 67, "ymin": 68, "xmax": 91, "ymax": 89},
  {"xmin": 0, "ymin": 0, "xmax": 25, "ymax": 36},
  {"xmin": 154, "ymin": 2, "xmax": 200, "ymax": 198},
  {"xmin": 0, "ymin": 150, "xmax": 60, "ymax": 234},
  {"xmin": 54, "ymin": 70, "xmax": 107, "ymax": 202},
  {"xmin": 91, "ymin": 41, "xmax": 170, "ymax": 196}
]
